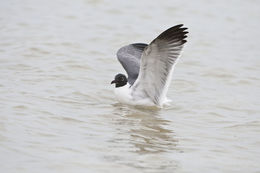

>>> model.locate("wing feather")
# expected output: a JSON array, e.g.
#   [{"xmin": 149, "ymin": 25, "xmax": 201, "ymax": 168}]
[
  {"xmin": 117, "ymin": 43, "xmax": 148, "ymax": 85},
  {"xmin": 131, "ymin": 24, "xmax": 188, "ymax": 106}
]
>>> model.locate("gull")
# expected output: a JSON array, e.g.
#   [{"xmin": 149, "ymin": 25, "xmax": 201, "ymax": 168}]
[{"xmin": 111, "ymin": 24, "xmax": 188, "ymax": 107}]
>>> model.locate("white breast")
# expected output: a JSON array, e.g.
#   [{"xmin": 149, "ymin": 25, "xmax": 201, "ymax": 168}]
[{"xmin": 113, "ymin": 83, "xmax": 132, "ymax": 104}]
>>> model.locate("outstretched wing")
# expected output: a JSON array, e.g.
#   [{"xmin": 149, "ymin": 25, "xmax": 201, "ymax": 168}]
[
  {"xmin": 117, "ymin": 43, "xmax": 148, "ymax": 85},
  {"xmin": 131, "ymin": 24, "xmax": 188, "ymax": 106}
]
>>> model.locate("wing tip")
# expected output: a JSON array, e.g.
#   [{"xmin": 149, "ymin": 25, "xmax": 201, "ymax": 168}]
[
  {"xmin": 132, "ymin": 43, "xmax": 148, "ymax": 51},
  {"xmin": 156, "ymin": 24, "xmax": 189, "ymax": 45}
]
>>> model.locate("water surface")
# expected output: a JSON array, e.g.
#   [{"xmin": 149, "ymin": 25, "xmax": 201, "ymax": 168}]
[{"xmin": 0, "ymin": 0, "xmax": 260, "ymax": 172}]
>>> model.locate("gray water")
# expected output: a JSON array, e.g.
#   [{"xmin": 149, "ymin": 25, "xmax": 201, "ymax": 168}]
[{"xmin": 0, "ymin": 0, "xmax": 260, "ymax": 172}]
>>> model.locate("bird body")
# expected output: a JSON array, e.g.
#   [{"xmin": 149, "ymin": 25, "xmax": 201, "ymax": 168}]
[
  {"xmin": 113, "ymin": 84, "xmax": 172, "ymax": 107},
  {"xmin": 111, "ymin": 24, "xmax": 188, "ymax": 107}
]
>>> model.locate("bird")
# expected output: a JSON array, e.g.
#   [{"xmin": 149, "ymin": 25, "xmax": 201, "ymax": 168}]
[{"xmin": 111, "ymin": 24, "xmax": 188, "ymax": 107}]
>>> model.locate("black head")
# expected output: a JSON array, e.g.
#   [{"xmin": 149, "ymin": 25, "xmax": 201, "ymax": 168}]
[{"xmin": 111, "ymin": 74, "xmax": 127, "ymax": 88}]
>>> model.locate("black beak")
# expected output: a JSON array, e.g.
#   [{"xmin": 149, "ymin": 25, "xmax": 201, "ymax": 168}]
[{"xmin": 111, "ymin": 80, "xmax": 116, "ymax": 84}]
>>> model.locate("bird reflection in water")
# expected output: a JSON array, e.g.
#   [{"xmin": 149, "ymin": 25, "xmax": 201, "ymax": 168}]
[
  {"xmin": 105, "ymin": 104, "xmax": 179, "ymax": 171},
  {"xmin": 128, "ymin": 111, "xmax": 177, "ymax": 154}
]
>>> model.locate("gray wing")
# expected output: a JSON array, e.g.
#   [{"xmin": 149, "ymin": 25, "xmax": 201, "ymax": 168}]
[
  {"xmin": 117, "ymin": 43, "xmax": 148, "ymax": 85},
  {"xmin": 132, "ymin": 24, "xmax": 188, "ymax": 106}
]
